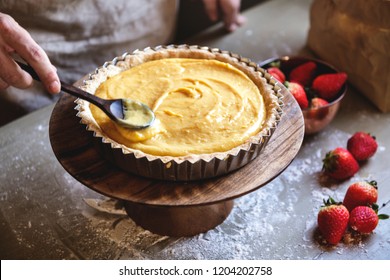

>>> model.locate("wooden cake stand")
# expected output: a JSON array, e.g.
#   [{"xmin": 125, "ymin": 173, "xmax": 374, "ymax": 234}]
[{"xmin": 49, "ymin": 86, "xmax": 304, "ymax": 237}]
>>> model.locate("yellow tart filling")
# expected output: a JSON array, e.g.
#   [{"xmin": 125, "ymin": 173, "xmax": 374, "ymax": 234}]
[{"xmin": 90, "ymin": 58, "xmax": 266, "ymax": 157}]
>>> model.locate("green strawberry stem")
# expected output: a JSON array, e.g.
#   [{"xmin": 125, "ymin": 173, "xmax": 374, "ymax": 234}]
[
  {"xmin": 371, "ymin": 203, "xmax": 389, "ymax": 219},
  {"xmin": 269, "ymin": 61, "xmax": 281, "ymax": 68},
  {"xmin": 322, "ymin": 197, "xmax": 341, "ymax": 207},
  {"xmin": 322, "ymin": 151, "xmax": 338, "ymax": 172},
  {"xmin": 367, "ymin": 180, "xmax": 378, "ymax": 189},
  {"xmin": 378, "ymin": 214, "xmax": 390, "ymax": 220}
]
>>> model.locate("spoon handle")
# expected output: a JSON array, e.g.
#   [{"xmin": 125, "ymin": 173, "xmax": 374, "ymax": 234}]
[{"xmin": 16, "ymin": 61, "xmax": 107, "ymax": 109}]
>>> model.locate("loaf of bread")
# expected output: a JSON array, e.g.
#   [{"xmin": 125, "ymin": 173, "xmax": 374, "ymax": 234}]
[{"xmin": 307, "ymin": 0, "xmax": 390, "ymax": 112}]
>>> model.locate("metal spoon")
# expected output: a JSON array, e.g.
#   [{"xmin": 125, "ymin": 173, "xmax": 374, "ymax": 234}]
[{"xmin": 16, "ymin": 61, "xmax": 155, "ymax": 129}]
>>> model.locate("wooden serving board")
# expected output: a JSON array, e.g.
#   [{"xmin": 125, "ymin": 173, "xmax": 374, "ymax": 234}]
[{"xmin": 49, "ymin": 85, "xmax": 304, "ymax": 207}]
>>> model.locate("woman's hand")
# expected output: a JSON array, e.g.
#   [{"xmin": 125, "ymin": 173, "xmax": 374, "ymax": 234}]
[
  {"xmin": 202, "ymin": 0, "xmax": 246, "ymax": 32},
  {"xmin": 0, "ymin": 12, "xmax": 60, "ymax": 94}
]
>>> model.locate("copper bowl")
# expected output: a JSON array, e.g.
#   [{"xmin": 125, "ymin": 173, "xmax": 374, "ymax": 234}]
[{"xmin": 259, "ymin": 56, "xmax": 347, "ymax": 135}]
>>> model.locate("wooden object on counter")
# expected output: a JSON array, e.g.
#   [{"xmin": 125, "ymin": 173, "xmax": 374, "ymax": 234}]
[{"xmin": 49, "ymin": 85, "xmax": 304, "ymax": 237}]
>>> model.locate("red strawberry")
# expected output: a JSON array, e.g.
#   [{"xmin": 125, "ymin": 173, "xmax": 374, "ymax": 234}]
[
  {"xmin": 347, "ymin": 132, "xmax": 378, "ymax": 161},
  {"xmin": 317, "ymin": 197, "xmax": 349, "ymax": 245},
  {"xmin": 285, "ymin": 81, "xmax": 308, "ymax": 109},
  {"xmin": 311, "ymin": 97, "xmax": 329, "ymax": 108},
  {"xmin": 289, "ymin": 61, "xmax": 317, "ymax": 87},
  {"xmin": 343, "ymin": 180, "xmax": 378, "ymax": 211},
  {"xmin": 308, "ymin": 97, "xmax": 329, "ymax": 119},
  {"xmin": 312, "ymin": 72, "xmax": 347, "ymax": 101},
  {"xmin": 349, "ymin": 205, "xmax": 388, "ymax": 234},
  {"xmin": 322, "ymin": 147, "xmax": 359, "ymax": 180},
  {"xmin": 267, "ymin": 67, "xmax": 286, "ymax": 83}
]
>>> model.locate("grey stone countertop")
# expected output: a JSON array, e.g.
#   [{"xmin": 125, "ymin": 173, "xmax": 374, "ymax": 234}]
[{"xmin": 1, "ymin": 0, "xmax": 389, "ymax": 259}]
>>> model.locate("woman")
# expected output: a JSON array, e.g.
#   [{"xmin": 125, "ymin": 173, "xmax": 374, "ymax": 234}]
[{"xmin": 0, "ymin": 0, "xmax": 244, "ymax": 124}]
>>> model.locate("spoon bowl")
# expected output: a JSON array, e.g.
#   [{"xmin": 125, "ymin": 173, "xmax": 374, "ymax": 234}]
[
  {"xmin": 109, "ymin": 98, "xmax": 155, "ymax": 129},
  {"xmin": 17, "ymin": 61, "xmax": 155, "ymax": 130}
]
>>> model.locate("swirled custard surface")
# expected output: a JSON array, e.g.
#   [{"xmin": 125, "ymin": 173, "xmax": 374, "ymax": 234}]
[{"xmin": 90, "ymin": 58, "xmax": 266, "ymax": 156}]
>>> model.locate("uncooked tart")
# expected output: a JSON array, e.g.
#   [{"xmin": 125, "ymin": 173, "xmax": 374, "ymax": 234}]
[{"xmin": 76, "ymin": 45, "xmax": 283, "ymax": 181}]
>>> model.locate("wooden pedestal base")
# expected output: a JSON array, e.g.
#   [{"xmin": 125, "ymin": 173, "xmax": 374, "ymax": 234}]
[{"xmin": 124, "ymin": 200, "xmax": 234, "ymax": 237}]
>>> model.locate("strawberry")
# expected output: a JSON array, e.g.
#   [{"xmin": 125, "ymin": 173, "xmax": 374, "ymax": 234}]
[
  {"xmin": 343, "ymin": 180, "xmax": 378, "ymax": 211},
  {"xmin": 267, "ymin": 67, "xmax": 286, "ymax": 83},
  {"xmin": 312, "ymin": 72, "xmax": 347, "ymax": 101},
  {"xmin": 308, "ymin": 97, "xmax": 329, "ymax": 119},
  {"xmin": 310, "ymin": 97, "xmax": 329, "ymax": 108},
  {"xmin": 322, "ymin": 147, "xmax": 359, "ymax": 180},
  {"xmin": 347, "ymin": 131, "xmax": 378, "ymax": 161},
  {"xmin": 349, "ymin": 205, "xmax": 389, "ymax": 234},
  {"xmin": 285, "ymin": 81, "xmax": 308, "ymax": 109},
  {"xmin": 317, "ymin": 197, "xmax": 349, "ymax": 245},
  {"xmin": 289, "ymin": 61, "xmax": 317, "ymax": 87}
]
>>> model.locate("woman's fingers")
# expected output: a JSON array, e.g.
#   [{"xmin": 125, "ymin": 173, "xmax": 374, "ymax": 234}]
[
  {"xmin": 0, "ymin": 13, "xmax": 60, "ymax": 94},
  {"xmin": 202, "ymin": 0, "xmax": 245, "ymax": 32}
]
